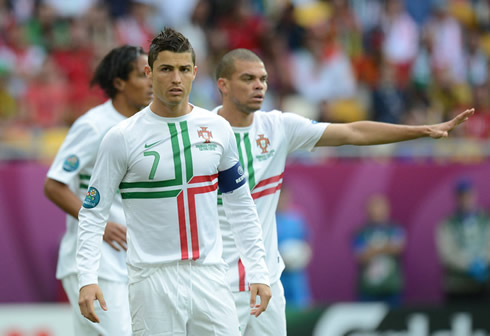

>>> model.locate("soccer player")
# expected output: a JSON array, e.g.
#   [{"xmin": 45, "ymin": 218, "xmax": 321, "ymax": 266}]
[
  {"xmin": 76, "ymin": 28, "xmax": 271, "ymax": 336},
  {"xmin": 44, "ymin": 45, "xmax": 152, "ymax": 336},
  {"xmin": 213, "ymin": 48, "xmax": 474, "ymax": 336}
]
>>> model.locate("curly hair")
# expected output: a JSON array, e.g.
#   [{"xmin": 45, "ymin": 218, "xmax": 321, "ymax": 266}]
[{"xmin": 90, "ymin": 45, "xmax": 146, "ymax": 99}]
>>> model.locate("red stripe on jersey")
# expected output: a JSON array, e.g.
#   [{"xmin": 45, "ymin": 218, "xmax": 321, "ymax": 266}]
[
  {"xmin": 177, "ymin": 192, "xmax": 189, "ymax": 260},
  {"xmin": 189, "ymin": 174, "xmax": 219, "ymax": 184},
  {"xmin": 238, "ymin": 259, "xmax": 246, "ymax": 292},
  {"xmin": 187, "ymin": 182, "xmax": 219, "ymax": 260},
  {"xmin": 254, "ymin": 173, "xmax": 284, "ymax": 189},
  {"xmin": 252, "ymin": 183, "xmax": 283, "ymax": 200}
]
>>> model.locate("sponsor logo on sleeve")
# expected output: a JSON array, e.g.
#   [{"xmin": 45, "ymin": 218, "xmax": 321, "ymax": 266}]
[
  {"xmin": 82, "ymin": 187, "xmax": 100, "ymax": 208},
  {"xmin": 62, "ymin": 154, "xmax": 80, "ymax": 172}
]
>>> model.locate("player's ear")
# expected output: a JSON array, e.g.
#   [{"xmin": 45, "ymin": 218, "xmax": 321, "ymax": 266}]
[
  {"xmin": 217, "ymin": 78, "xmax": 228, "ymax": 94},
  {"xmin": 144, "ymin": 65, "xmax": 152, "ymax": 79},
  {"xmin": 113, "ymin": 77, "xmax": 125, "ymax": 92}
]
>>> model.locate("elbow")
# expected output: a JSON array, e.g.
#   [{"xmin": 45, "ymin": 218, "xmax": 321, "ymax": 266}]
[
  {"xmin": 44, "ymin": 178, "xmax": 63, "ymax": 201},
  {"xmin": 43, "ymin": 178, "xmax": 54, "ymax": 200}
]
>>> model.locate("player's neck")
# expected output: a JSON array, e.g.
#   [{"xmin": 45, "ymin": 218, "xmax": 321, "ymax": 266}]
[
  {"xmin": 219, "ymin": 104, "xmax": 254, "ymax": 128},
  {"xmin": 112, "ymin": 97, "xmax": 140, "ymax": 118},
  {"xmin": 150, "ymin": 99, "xmax": 192, "ymax": 118}
]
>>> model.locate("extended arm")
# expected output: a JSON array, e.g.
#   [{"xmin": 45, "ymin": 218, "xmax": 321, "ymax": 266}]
[{"xmin": 316, "ymin": 108, "xmax": 474, "ymax": 147}]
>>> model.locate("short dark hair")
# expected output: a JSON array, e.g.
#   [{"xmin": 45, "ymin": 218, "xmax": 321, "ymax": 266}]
[
  {"xmin": 91, "ymin": 45, "xmax": 146, "ymax": 99},
  {"xmin": 215, "ymin": 48, "xmax": 263, "ymax": 81},
  {"xmin": 148, "ymin": 27, "xmax": 195, "ymax": 69}
]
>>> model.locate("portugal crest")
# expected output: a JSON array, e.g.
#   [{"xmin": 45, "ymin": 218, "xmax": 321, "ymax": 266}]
[
  {"xmin": 256, "ymin": 134, "xmax": 270, "ymax": 154},
  {"xmin": 197, "ymin": 127, "xmax": 213, "ymax": 143}
]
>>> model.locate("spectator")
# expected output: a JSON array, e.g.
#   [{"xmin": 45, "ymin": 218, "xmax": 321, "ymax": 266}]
[
  {"xmin": 381, "ymin": 0, "xmax": 419, "ymax": 88},
  {"xmin": 371, "ymin": 60, "xmax": 409, "ymax": 124},
  {"xmin": 436, "ymin": 178, "xmax": 490, "ymax": 305},
  {"xmin": 424, "ymin": 0, "xmax": 467, "ymax": 84},
  {"xmin": 276, "ymin": 184, "xmax": 313, "ymax": 310},
  {"xmin": 115, "ymin": 0, "xmax": 154, "ymax": 51},
  {"xmin": 20, "ymin": 55, "xmax": 68, "ymax": 128},
  {"xmin": 353, "ymin": 194, "xmax": 406, "ymax": 306}
]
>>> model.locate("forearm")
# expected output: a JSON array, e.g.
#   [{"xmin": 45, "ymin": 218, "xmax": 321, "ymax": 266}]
[
  {"xmin": 318, "ymin": 108, "xmax": 474, "ymax": 147},
  {"xmin": 44, "ymin": 178, "xmax": 83, "ymax": 219},
  {"xmin": 77, "ymin": 206, "xmax": 107, "ymax": 289},
  {"xmin": 340, "ymin": 121, "xmax": 430, "ymax": 146},
  {"xmin": 350, "ymin": 121, "xmax": 431, "ymax": 145},
  {"xmin": 222, "ymin": 185, "xmax": 270, "ymax": 285}
]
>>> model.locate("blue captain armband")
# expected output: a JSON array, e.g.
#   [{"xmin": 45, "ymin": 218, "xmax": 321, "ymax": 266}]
[{"xmin": 218, "ymin": 162, "xmax": 246, "ymax": 193}]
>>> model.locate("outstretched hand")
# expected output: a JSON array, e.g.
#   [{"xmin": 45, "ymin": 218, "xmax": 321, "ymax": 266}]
[
  {"xmin": 428, "ymin": 108, "xmax": 474, "ymax": 139},
  {"xmin": 249, "ymin": 283, "xmax": 272, "ymax": 317},
  {"xmin": 79, "ymin": 284, "xmax": 107, "ymax": 323},
  {"xmin": 103, "ymin": 221, "xmax": 127, "ymax": 251}
]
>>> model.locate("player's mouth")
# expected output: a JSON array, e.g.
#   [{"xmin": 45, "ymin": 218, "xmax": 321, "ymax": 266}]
[
  {"xmin": 169, "ymin": 87, "xmax": 184, "ymax": 96},
  {"xmin": 251, "ymin": 94, "xmax": 264, "ymax": 102}
]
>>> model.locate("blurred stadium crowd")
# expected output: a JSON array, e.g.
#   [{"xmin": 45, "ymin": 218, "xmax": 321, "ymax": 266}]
[{"xmin": 0, "ymin": 0, "xmax": 489, "ymax": 159}]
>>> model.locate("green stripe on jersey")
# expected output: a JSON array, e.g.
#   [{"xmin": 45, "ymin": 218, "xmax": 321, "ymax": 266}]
[
  {"xmin": 79, "ymin": 174, "xmax": 90, "ymax": 180},
  {"xmin": 119, "ymin": 122, "xmax": 184, "ymax": 189},
  {"xmin": 235, "ymin": 133, "xmax": 244, "ymax": 168},
  {"xmin": 242, "ymin": 133, "xmax": 255, "ymax": 189},
  {"xmin": 121, "ymin": 189, "xmax": 180, "ymax": 199},
  {"xmin": 180, "ymin": 121, "xmax": 193, "ymax": 182}
]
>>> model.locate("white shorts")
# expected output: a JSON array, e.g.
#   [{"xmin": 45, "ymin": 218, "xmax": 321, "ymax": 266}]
[
  {"xmin": 62, "ymin": 273, "xmax": 132, "ymax": 336},
  {"xmin": 233, "ymin": 280, "xmax": 286, "ymax": 336},
  {"xmin": 129, "ymin": 261, "xmax": 241, "ymax": 336}
]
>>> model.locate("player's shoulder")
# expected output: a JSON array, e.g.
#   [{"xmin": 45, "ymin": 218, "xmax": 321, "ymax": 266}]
[
  {"xmin": 264, "ymin": 109, "xmax": 319, "ymax": 125},
  {"xmin": 112, "ymin": 105, "xmax": 147, "ymax": 130},
  {"xmin": 254, "ymin": 109, "xmax": 284, "ymax": 120},
  {"xmin": 252, "ymin": 109, "xmax": 292, "ymax": 128},
  {"xmin": 72, "ymin": 101, "xmax": 120, "ymax": 130}
]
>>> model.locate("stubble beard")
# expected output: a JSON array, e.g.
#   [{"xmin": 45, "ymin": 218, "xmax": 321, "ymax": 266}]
[{"xmin": 233, "ymin": 98, "xmax": 260, "ymax": 115}]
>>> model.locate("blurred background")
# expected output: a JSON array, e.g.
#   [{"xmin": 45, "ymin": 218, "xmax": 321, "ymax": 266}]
[{"xmin": 0, "ymin": 0, "xmax": 489, "ymax": 335}]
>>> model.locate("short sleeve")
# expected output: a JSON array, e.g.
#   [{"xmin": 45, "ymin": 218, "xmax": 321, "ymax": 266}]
[
  {"xmin": 47, "ymin": 119, "xmax": 101, "ymax": 184},
  {"xmin": 281, "ymin": 112, "xmax": 329, "ymax": 153}
]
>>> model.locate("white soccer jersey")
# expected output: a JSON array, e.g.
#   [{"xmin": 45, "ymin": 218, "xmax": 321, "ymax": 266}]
[
  {"xmin": 77, "ymin": 105, "xmax": 269, "ymax": 287},
  {"xmin": 47, "ymin": 100, "xmax": 127, "ymax": 282},
  {"xmin": 213, "ymin": 107, "xmax": 329, "ymax": 291}
]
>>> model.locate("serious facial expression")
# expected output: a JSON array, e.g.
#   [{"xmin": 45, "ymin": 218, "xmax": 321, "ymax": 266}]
[
  {"xmin": 146, "ymin": 51, "xmax": 196, "ymax": 108},
  {"xmin": 122, "ymin": 54, "xmax": 153, "ymax": 111},
  {"xmin": 227, "ymin": 60, "xmax": 268, "ymax": 114}
]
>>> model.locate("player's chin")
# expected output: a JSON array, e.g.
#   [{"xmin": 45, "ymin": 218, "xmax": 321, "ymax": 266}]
[{"xmin": 247, "ymin": 102, "xmax": 262, "ymax": 111}]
